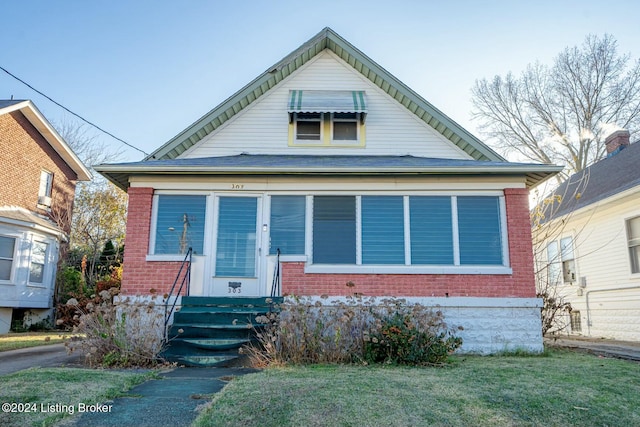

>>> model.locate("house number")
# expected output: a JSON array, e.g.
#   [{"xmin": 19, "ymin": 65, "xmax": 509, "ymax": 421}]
[{"xmin": 231, "ymin": 184, "xmax": 244, "ymax": 190}]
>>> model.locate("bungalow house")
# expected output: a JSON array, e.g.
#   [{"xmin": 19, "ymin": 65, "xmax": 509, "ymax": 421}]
[
  {"xmin": 96, "ymin": 28, "xmax": 561, "ymax": 356},
  {"xmin": 0, "ymin": 100, "xmax": 91, "ymax": 333},
  {"xmin": 533, "ymin": 130, "xmax": 640, "ymax": 342}
]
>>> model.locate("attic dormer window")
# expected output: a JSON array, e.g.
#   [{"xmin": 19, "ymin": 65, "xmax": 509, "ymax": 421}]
[{"xmin": 288, "ymin": 90, "xmax": 366, "ymax": 147}]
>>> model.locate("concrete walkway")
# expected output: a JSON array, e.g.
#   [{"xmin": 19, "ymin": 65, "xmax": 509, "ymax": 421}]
[
  {"xmin": 62, "ymin": 366, "xmax": 259, "ymax": 427},
  {"xmin": 545, "ymin": 336, "xmax": 640, "ymax": 361}
]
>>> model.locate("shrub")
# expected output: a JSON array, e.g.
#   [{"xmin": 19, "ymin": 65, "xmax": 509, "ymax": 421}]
[
  {"xmin": 65, "ymin": 294, "xmax": 165, "ymax": 368},
  {"xmin": 363, "ymin": 308, "xmax": 462, "ymax": 366},
  {"xmin": 245, "ymin": 296, "xmax": 462, "ymax": 367}
]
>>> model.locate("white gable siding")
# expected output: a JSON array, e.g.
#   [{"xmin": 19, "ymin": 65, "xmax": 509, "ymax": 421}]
[
  {"xmin": 182, "ymin": 51, "xmax": 470, "ymax": 160},
  {"xmin": 535, "ymin": 190, "xmax": 640, "ymax": 341}
]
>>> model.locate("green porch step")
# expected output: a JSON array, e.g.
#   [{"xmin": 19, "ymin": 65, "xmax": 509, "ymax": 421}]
[
  {"xmin": 181, "ymin": 296, "xmax": 283, "ymax": 307},
  {"xmin": 162, "ymin": 296, "xmax": 280, "ymax": 367}
]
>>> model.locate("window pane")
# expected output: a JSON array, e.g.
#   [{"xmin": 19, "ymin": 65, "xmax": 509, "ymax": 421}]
[
  {"xmin": 628, "ymin": 216, "xmax": 640, "ymax": 245},
  {"xmin": 216, "ymin": 197, "xmax": 257, "ymax": 277},
  {"xmin": 410, "ymin": 197, "xmax": 453, "ymax": 264},
  {"xmin": 29, "ymin": 242, "xmax": 47, "ymax": 284},
  {"xmin": 154, "ymin": 195, "xmax": 206, "ymax": 254},
  {"xmin": 631, "ymin": 246, "xmax": 640, "ymax": 274},
  {"xmin": 458, "ymin": 197, "xmax": 502, "ymax": 265},
  {"xmin": 313, "ymin": 196, "xmax": 356, "ymax": 264},
  {"xmin": 39, "ymin": 171, "xmax": 53, "ymax": 197},
  {"xmin": 333, "ymin": 121, "xmax": 357, "ymax": 140},
  {"xmin": 270, "ymin": 196, "xmax": 305, "ymax": 255},
  {"xmin": 0, "ymin": 260, "xmax": 11, "ymax": 280},
  {"xmin": 560, "ymin": 237, "xmax": 574, "ymax": 260},
  {"xmin": 296, "ymin": 121, "xmax": 321, "ymax": 140},
  {"xmin": 0, "ymin": 236, "xmax": 15, "ymax": 259},
  {"xmin": 362, "ymin": 196, "xmax": 404, "ymax": 264},
  {"xmin": 547, "ymin": 242, "xmax": 561, "ymax": 284}
]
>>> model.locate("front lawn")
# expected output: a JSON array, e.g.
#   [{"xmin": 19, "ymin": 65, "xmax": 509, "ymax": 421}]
[
  {"xmin": 194, "ymin": 349, "xmax": 640, "ymax": 427},
  {"xmin": 0, "ymin": 368, "xmax": 154, "ymax": 427},
  {"xmin": 0, "ymin": 332, "xmax": 69, "ymax": 352}
]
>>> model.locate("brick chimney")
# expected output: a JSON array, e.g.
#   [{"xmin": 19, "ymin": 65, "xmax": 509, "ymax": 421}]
[{"xmin": 605, "ymin": 129, "xmax": 630, "ymax": 157}]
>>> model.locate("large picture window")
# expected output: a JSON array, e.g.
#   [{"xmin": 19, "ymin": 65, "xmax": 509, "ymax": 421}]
[
  {"xmin": 270, "ymin": 196, "xmax": 306, "ymax": 255},
  {"xmin": 0, "ymin": 235, "xmax": 16, "ymax": 281},
  {"xmin": 153, "ymin": 195, "xmax": 206, "ymax": 255},
  {"xmin": 309, "ymin": 195, "xmax": 505, "ymax": 267}
]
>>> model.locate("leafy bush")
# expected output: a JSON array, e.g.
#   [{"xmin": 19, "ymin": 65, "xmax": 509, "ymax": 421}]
[
  {"xmin": 245, "ymin": 296, "xmax": 462, "ymax": 367},
  {"xmin": 363, "ymin": 309, "xmax": 462, "ymax": 366},
  {"xmin": 65, "ymin": 295, "xmax": 164, "ymax": 368}
]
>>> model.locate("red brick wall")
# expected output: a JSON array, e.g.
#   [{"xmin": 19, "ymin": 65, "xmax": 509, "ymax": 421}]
[
  {"xmin": 121, "ymin": 187, "xmax": 187, "ymax": 295},
  {"xmin": 282, "ymin": 188, "xmax": 536, "ymax": 298},
  {"xmin": 0, "ymin": 111, "xmax": 77, "ymax": 234}
]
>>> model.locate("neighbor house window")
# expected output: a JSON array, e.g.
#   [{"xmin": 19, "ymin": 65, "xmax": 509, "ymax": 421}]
[
  {"xmin": 39, "ymin": 170, "xmax": 53, "ymax": 198},
  {"xmin": 270, "ymin": 196, "xmax": 306, "ymax": 255},
  {"xmin": 153, "ymin": 195, "xmax": 206, "ymax": 255},
  {"xmin": 310, "ymin": 195, "xmax": 505, "ymax": 266},
  {"xmin": 546, "ymin": 237, "xmax": 576, "ymax": 284},
  {"xmin": 627, "ymin": 216, "xmax": 640, "ymax": 273},
  {"xmin": 0, "ymin": 236, "xmax": 16, "ymax": 281},
  {"xmin": 29, "ymin": 241, "xmax": 48, "ymax": 284},
  {"xmin": 38, "ymin": 170, "xmax": 53, "ymax": 207},
  {"xmin": 570, "ymin": 310, "xmax": 582, "ymax": 333}
]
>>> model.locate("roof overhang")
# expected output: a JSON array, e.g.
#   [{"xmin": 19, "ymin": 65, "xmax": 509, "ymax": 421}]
[
  {"xmin": 0, "ymin": 100, "xmax": 92, "ymax": 181},
  {"xmin": 96, "ymin": 155, "xmax": 562, "ymax": 191}
]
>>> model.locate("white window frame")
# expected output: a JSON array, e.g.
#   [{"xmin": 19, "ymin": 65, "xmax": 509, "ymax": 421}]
[
  {"xmin": 626, "ymin": 215, "xmax": 640, "ymax": 275},
  {"xmin": 305, "ymin": 192, "xmax": 511, "ymax": 275},
  {"xmin": 39, "ymin": 170, "xmax": 53, "ymax": 198},
  {"xmin": 546, "ymin": 236, "xmax": 576, "ymax": 285},
  {"xmin": 0, "ymin": 234, "xmax": 17, "ymax": 283},
  {"xmin": 28, "ymin": 240, "xmax": 49, "ymax": 287}
]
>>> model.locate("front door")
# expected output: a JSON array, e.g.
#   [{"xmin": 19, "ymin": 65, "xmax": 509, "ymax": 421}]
[{"xmin": 210, "ymin": 196, "xmax": 262, "ymax": 296}]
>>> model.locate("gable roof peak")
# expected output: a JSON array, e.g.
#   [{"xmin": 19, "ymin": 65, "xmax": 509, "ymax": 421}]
[{"xmin": 147, "ymin": 28, "xmax": 506, "ymax": 163}]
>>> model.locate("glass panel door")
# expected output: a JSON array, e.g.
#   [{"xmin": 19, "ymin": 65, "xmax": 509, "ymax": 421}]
[{"xmin": 215, "ymin": 197, "xmax": 258, "ymax": 277}]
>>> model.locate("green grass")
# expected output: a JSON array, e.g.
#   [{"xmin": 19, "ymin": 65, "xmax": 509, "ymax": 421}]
[
  {"xmin": 0, "ymin": 367, "xmax": 155, "ymax": 427},
  {"xmin": 194, "ymin": 349, "xmax": 640, "ymax": 427},
  {"xmin": 0, "ymin": 332, "xmax": 70, "ymax": 352}
]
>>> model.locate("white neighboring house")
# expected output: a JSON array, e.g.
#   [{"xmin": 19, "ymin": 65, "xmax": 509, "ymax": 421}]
[{"xmin": 534, "ymin": 130, "xmax": 640, "ymax": 341}]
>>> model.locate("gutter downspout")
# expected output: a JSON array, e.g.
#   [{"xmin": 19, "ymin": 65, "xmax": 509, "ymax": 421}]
[{"xmin": 586, "ymin": 285, "xmax": 640, "ymax": 336}]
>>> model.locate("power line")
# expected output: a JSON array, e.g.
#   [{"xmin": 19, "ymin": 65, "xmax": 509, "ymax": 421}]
[{"xmin": 1, "ymin": 65, "xmax": 149, "ymax": 156}]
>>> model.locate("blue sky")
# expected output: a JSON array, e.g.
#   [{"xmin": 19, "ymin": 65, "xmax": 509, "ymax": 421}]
[{"xmin": 2, "ymin": 1, "xmax": 639, "ymax": 163}]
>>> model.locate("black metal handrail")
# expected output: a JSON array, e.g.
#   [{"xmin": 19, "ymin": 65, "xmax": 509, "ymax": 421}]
[
  {"xmin": 163, "ymin": 247, "xmax": 192, "ymax": 342},
  {"xmin": 270, "ymin": 248, "xmax": 281, "ymax": 298}
]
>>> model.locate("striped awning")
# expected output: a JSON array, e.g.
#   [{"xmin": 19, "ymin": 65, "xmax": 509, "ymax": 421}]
[{"xmin": 288, "ymin": 90, "xmax": 367, "ymax": 113}]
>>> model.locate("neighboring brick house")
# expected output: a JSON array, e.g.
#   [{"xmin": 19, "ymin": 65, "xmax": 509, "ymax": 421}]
[
  {"xmin": 0, "ymin": 100, "xmax": 91, "ymax": 333},
  {"xmin": 96, "ymin": 28, "xmax": 561, "ymax": 353}
]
